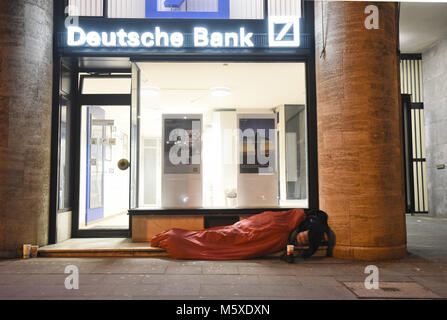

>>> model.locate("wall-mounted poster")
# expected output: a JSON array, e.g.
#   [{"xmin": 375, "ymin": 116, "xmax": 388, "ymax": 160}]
[
  {"xmin": 163, "ymin": 117, "xmax": 201, "ymax": 174},
  {"xmin": 146, "ymin": 0, "xmax": 230, "ymax": 19},
  {"xmin": 239, "ymin": 118, "xmax": 276, "ymax": 174}
]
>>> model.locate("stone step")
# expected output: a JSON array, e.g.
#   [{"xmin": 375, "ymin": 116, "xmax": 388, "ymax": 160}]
[{"xmin": 37, "ymin": 238, "xmax": 168, "ymax": 258}]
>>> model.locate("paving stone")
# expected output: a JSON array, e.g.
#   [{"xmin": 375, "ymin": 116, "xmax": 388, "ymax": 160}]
[
  {"xmin": 157, "ymin": 283, "xmax": 201, "ymax": 296},
  {"xmin": 202, "ymin": 264, "xmax": 240, "ymax": 275},
  {"xmin": 111, "ymin": 284, "xmax": 160, "ymax": 298},
  {"xmin": 295, "ymin": 276, "xmax": 344, "ymax": 287},
  {"xmin": 65, "ymin": 285, "xmax": 118, "ymax": 298},
  {"xmin": 257, "ymin": 275, "xmax": 299, "ymax": 285},
  {"xmin": 410, "ymin": 276, "xmax": 447, "ymax": 298},
  {"xmin": 91, "ymin": 263, "xmax": 167, "ymax": 274},
  {"xmin": 289, "ymin": 285, "xmax": 358, "ymax": 300},
  {"xmin": 343, "ymin": 282, "xmax": 441, "ymax": 299},
  {"xmin": 200, "ymin": 275, "xmax": 260, "ymax": 285},
  {"xmin": 335, "ymin": 274, "xmax": 413, "ymax": 283},
  {"xmin": 292, "ymin": 264, "xmax": 366, "ymax": 276},
  {"xmin": 375, "ymin": 262, "xmax": 446, "ymax": 277},
  {"xmin": 199, "ymin": 284, "xmax": 306, "ymax": 298},
  {"xmin": 142, "ymin": 274, "xmax": 202, "ymax": 285},
  {"xmin": 0, "ymin": 274, "xmax": 31, "ymax": 285},
  {"xmin": 101, "ymin": 274, "xmax": 147, "ymax": 285},
  {"xmin": 0, "ymin": 285, "xmax": 68, "ymax": 298},
  {"xmin": 165, "ymin": 265, "xmax": 202, "ymax": 275},
  {"xmin": 410, "ymin": 275, "xmax": 447, "ymax": 288},
  {"xmin": 0, "ymin": 285, "xmax": 30, "ymax": 297},
  {"xmin": 238, "ymin": 266, "xmax": 298, "ymax": 276},
  {"xmin": 17, "ymin": 274, "xmax": 71, "ymax": 286}
]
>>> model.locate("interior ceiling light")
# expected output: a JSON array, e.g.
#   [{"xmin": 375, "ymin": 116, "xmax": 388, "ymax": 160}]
[
  {"xmin": 210, "ymin": 86, "xmax": 231, "ymax": 97},
  {"xmin": 142, "ymin": 86, "xmax": 160, "ymax": 97}
]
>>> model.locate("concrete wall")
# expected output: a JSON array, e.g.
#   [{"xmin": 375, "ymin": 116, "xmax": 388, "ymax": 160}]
[
  {"xmin": 0, "ymin": 1, "xmax": 53, "ymax": 257},
  {"xmin": 56, "ymin": 211, "xmax": 72, "ymax": 243},
  {"xmin": 423, "ymin": 38, "xmax": 447, "ymax": 217}
]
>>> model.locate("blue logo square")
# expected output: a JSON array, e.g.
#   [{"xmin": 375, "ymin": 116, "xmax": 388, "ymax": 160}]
[{"xmin": 146, "ymin": 0, "xmax": 230, "ymax": 19}]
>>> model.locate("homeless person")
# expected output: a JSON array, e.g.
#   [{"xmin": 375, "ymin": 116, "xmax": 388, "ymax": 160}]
[{"xmin": 150, "ymin": 209, "xmax": 335, "ymax": 260}]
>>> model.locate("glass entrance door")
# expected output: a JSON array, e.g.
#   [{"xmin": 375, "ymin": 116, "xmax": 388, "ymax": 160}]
[
  {"xmin": 80, "ymin": 105, "xmax": 131, "ymax": 230},
  {"xmin": 87, "ymin": 106, "xmax": 106, "ymax": 223}
]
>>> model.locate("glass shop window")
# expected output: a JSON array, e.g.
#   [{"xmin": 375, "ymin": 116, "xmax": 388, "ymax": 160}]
[
  {"xmin": 58, "ymin": 96, "xmax": 72, "ymax": 211},
  {"xmin": 137, "ymin": 62, "xmax": 309, "ymax": 209},
  {"xmin": 67, "ymin": 0, "xmax": 301, "ymax": 19}
]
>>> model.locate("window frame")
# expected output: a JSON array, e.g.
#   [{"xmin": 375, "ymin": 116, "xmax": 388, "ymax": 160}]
[{"xmin": 57, "ymin": 94, "xmax": 74, "ymax": 213}]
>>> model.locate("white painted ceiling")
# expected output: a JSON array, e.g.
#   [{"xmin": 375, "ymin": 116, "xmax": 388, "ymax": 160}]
[
  {"xmin": 136, "ymin": 62, "xmax": 306, "ymax": 137},
  {"xmin": 400, "ymin": 2, "xmax": 447, "ymax": 53},
  {"xmin": 137, "ymin": 62, "xmax": 306, "ymax": 112}
]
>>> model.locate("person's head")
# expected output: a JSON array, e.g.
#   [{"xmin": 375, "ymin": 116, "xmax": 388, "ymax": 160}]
[
  {"xmin": 302, "ymin": 223, "xmax": 325, "ymax": 258},
  {"xmin": 301, "ymin": 210, "xmax": 328, "ymax": 258}
]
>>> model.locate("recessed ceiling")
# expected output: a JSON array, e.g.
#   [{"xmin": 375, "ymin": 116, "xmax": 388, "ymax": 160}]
[
  {"xmin": 400, "ymin": 2, "xmax": 447, "ymax": 53},
  {"xmin": 137, "ymin": 62, "xmax": 306, "ymax": 111},
  {"xmin": 136, "ymin": 62, "xmax": 306, "ymax": 137}
]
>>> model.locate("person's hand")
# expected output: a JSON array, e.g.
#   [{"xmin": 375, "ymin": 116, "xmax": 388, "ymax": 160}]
[
  {"xmin": 296, "ymin": 230, "xmax": 309, "ymax": 246},
  {"xmin": 296, "ymin": 231, "xmax": 329, "ymax": 246}
]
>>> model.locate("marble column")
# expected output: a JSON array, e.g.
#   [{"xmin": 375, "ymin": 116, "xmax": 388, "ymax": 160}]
[{"xmin": 315, "ymin": 1, "xmax": 407, "ymax": 260}]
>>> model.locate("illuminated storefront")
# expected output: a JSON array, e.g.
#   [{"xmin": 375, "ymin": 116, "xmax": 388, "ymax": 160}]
[{"xmin": 51, "ymin": 0, "xmax": 318, "ymax": 241}]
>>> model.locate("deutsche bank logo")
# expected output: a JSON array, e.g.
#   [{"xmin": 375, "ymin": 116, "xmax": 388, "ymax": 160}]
[{"xmin": 268, "ymin": 16, "xmax": 301, "ymax": 48}]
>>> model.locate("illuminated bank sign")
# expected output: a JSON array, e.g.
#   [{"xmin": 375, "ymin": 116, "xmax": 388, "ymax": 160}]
[
  {"xmin": 65, "ymin": 17, "xmax": 301, "ymax": 50},
  {"xmin": 68, "ymin": 26, "xmax": 257, "ymax": 48}
]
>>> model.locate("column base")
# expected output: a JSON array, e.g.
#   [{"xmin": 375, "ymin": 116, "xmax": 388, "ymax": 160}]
[{"xmin": 333, "ymin": 245, "xmax": 407, "ymax": 261}]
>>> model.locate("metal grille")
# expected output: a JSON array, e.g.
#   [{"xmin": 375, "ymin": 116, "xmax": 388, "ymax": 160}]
[{"xmin": 400, "ymin": 55, "xmax": 428, "ymax": 214}]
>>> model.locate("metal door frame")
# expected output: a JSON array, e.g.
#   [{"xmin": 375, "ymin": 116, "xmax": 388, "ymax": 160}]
[{"xmin": 73, "ymin": 74, "xmax": 133, "ymax": 238}]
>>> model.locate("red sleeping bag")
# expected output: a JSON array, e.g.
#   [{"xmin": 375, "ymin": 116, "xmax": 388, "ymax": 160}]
[{"xmin": 150, "ymin": 209, "xmax": 306, "ymax": 260}]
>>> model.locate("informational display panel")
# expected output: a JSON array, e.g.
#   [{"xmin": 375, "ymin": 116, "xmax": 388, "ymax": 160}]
[
  {"xmin": 162, "ymin": 115, "xmax": 202, "ymax": 208},
  {"xmin": 163, "ymin": 118, "xmax": 201, "ymax": 174},
  {"xmin": 239, "ymin": 118, "xmax": 276, "ymax": 174},
  {"xmin": 237, "ymin": 114, "xmax": 278, "ymax": 207}
]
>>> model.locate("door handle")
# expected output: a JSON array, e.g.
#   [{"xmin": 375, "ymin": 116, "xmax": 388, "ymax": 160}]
[{"xmin": 118, "ymin": 159, "xmax": 130, "ymax": 171}]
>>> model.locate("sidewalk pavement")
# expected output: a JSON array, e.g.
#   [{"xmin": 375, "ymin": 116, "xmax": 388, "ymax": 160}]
[{"xmin": 0, "ymin": 215, "xmax": 446, "ymax": 300}]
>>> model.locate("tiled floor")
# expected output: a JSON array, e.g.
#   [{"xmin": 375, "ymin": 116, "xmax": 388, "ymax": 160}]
[
  {"xmin": 80, "ymin": 213, "xmax": 129, "ymax": 230},
  {"xmin": 0, "ymin": 215, "xmax": 446, "ymax": 300}
]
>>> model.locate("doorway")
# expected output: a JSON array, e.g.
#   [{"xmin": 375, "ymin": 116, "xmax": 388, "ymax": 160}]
[
  {"xmin": 79, "ymin": 105, "xmax": 131, "ymax": 230},
  {"xmin": 74, "ymin": 73, "xmax": 134, "ymax": 236}
]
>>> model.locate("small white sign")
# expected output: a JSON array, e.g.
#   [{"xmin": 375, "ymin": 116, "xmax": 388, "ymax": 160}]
[{"xmin": 268, "ymin": 16, "xmax": 301, "ymax": 48}]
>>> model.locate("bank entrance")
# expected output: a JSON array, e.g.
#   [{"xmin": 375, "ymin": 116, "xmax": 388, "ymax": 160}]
[{"xmin": 49, "ymin": 0, "xmax": 317, "ymax": 243}]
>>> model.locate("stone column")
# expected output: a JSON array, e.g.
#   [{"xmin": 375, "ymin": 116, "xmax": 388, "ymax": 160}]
[
  {"xmin": 0, "ymin": 1, "xmax": 53, "ymax": 258},
  {"xmin": 315, "ymin": 1, "xmax": 407, "ymax": 260}
]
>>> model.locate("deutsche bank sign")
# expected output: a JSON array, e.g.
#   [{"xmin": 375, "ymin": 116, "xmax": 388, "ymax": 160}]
[{"xmin": 66, "ymin": 17, "xmax": 301, "ymax": 49}]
